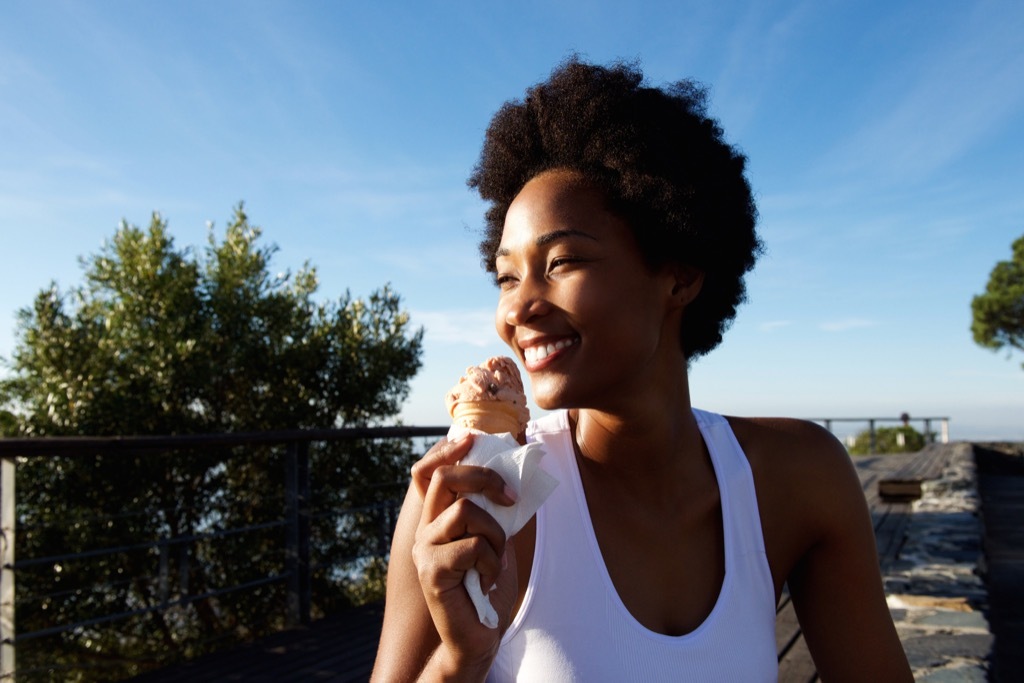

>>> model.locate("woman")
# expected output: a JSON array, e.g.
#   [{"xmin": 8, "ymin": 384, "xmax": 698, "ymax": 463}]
[{"xmin": 372, "ymin": 58, "xmax": 912, "ymax": 682}]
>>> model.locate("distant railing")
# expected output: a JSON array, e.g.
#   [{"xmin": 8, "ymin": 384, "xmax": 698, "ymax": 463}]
[
  {"xmin": 0, "ymin": 426, "xmax": 448, "ymax": 682},
  {"xmin": 809, "ymin": 416, "xmax": 950, "ymax": 454}
]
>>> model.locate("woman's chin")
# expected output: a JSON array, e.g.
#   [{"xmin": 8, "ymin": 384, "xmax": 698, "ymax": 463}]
[
  {"xmin": 529, "ymin": 381, "xmax": 578, "ymax": 412},
  {"xmin": 528, "ymin": 381, "xmax": 560, "ymax": 411}
]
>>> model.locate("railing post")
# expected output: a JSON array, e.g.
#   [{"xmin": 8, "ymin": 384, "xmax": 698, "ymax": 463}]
[
  {"xmin": 924, "ymin": 419, "xmax": 933, "ymax": 444},
  {"xmin": 377, "ymin": 502, "xmax": 391, "ymax": 559},
  {"xmin": 868, "ymin": 419, "xmax": 877, "ymax": 454},
  {"xmin": 285, "ymin": 441, "xmax": 311, "ymax": 627},
  {"xmin": 941, "ymin": 419, "xmax": 949, "ymax": 444},
  {"xmin": 1, "ymin": 456, "xmax": 15, "ymax": 680},
  {"xmin": 179, "ymin": 542, "xmax": 190, "ymax": 597},
  {"xmin": 158, "ymin": 539, "xmax": 169, "ymax": 607}
]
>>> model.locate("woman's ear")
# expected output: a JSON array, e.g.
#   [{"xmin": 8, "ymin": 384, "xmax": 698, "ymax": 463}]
[{"xmin": 669, "ymin": 265, "xmax": 704, "ymax": 307}]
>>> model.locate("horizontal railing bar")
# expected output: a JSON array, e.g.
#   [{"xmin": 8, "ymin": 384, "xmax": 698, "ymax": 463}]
[
  {"xmin": 13, "ymin": 492, "xmax": 403, "ymax": 571},
  {"xmin": 309, "ymin": 500, "xmax": 400, "ymax": 522},
  {"xmin": 334, "ymin": 550, "xmax": 397, "ymax": 566},
  {"xmin": 17, "ymin": 484, "xmax": 399, "ymax": 536},
  {"xmin": 20, "ymin": 550, "xmax": 292, "ymax": 604},
  {"xmin": 17, "ymin": 575, "xmax": 140, "ymax": 604},
  {"xmin": 347, "ymin": 480, "xmax": 408, "ymax": 491},
  {"xmin": 9, "ymin": 572, "xmax": 290, "ymax": 643},
  {"xmin": 11, "ymin": 518, "xmax": 292, "ymax": 569},
  {"xmin": 807, "ymin": 417, "xmax": 949, "ymax": 423},
  {"xmin": 11, "ymin": 539, "xmax": 162, "ymax": 569},
  {"xmin": 0, "ymin": 426, "xmax": 449, "ymax": 456}
]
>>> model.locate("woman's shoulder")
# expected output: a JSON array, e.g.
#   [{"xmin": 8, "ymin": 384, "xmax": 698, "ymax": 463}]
[
  {"xmin": 724, "ymin": 415, "xmax": 866, "ymax": 545},
  {"xmin": 726, "ymin": 415, "xmax": 851, "ymax": 477}
]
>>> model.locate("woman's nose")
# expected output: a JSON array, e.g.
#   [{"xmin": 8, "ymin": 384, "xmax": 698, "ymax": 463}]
[{"xmin": 503, "ymin": 280, "xmax": 549, "ymax": 327}]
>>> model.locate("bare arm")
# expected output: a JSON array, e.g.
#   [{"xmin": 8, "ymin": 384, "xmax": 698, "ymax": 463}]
[
  {"xmin": 371, "ymin": 435, "xmax": 517, "ymax": 682},
  {"xmin": 371, "ymin": 482, "xmax": 443, "ymax": 681},
  {"xmin": 785, "ymin": 428, "xmax": 912, "ymax": 682}
]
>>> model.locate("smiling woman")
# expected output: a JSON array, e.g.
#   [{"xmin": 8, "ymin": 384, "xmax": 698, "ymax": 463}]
[{"xmin": 372, "ymin": 57, "xmax": 913, "ymax": 682}]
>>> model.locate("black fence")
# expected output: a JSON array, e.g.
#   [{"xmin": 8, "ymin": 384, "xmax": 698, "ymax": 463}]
[{"xmin": 0, "ymin": 426, "xmax": 447, "ymax": 682}]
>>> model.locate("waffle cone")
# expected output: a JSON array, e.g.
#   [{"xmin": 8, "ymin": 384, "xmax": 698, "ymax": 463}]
[{"xmin": 450, "ymin": 401, "xmax": 523, "ymax": 435}]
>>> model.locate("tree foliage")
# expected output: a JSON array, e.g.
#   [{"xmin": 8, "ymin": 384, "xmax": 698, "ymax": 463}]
[
  {"xmin": 971, "ymin": 233, "xmax": 1024, "ymax": 366},
  {"xmin": 0, "ymin": 206, "xmax": 424, "ymax": 680},
  {"xmin": 847, "ymin": 425, "xmax": 926, "ymax": 455},
  {"xmin": 2, "ymin": 206, "xmax": 422, "ymax": 435}
]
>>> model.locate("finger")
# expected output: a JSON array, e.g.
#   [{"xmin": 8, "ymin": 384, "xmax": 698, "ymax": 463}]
[
  {"xmin": 420, "ymin": 465, "xmax": 516, "ymax": 527},
  {"xmin": 416, "ymin": 497, "xmax": 508, "ymax": 594},
  {"xmin": 410, "ymin": 433, "xmax": 475, "ymax": 499},
  {"xmin": 419, "ymin": 497, "xmax": 507, "ymax": 554},
  {"xmin": 481, "ymin": 540, "xmax": 511, "ymax": 596},
  {"xmin": 413, "ymin": 526, "xmax": 504, "ymax": 595},
  {"xmin": 417, "ymin": 532, "xmax": 505, "ymax": 589}
]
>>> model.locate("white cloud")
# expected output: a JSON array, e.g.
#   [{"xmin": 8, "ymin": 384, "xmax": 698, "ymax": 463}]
[
  {"xmin": 759, "ymin": 320, "xmax": 793, "ymax": 332},
  {"xmin": 370, "ymin": 242, "xmax": 481, "ymax": 278},
  {"xmin": 411, "ymin": 309, "xmax": 497, "ymax": 347}
]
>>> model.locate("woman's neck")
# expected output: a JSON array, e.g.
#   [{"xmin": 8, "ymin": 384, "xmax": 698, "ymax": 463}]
[{"xmin": 568, "ymin": 372, "xmax": 707, "ymax": 501}]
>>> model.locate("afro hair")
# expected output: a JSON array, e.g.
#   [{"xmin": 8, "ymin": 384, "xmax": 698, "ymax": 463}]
[{"xmin": 468, "ymin": 57, "xmax": 762, "ymax": 360}]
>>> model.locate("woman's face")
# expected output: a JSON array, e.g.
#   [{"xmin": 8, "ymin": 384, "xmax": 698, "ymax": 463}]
[{"xmin": 494, "ymin": 170, "xmax": 686, "ymax": 411}]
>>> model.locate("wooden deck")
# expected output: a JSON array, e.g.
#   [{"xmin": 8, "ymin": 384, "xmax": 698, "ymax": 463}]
[{"xmin": 133, "ymin": 446, "xmax": 958, "ymax": 683}]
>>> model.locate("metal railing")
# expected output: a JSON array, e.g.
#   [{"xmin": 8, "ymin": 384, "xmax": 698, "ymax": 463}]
[
  {"xmin": 809, "ymin": 416, "xmax": 950, "ymax": 453},
  {"xmin": 0, "ymin": 426, "xmax": 448, "ymax": 682}
]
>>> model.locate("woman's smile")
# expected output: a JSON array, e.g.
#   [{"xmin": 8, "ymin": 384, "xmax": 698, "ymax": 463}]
[{"xmin": 520, "ymin": 335, "xmax": 579, "ymax": 370}]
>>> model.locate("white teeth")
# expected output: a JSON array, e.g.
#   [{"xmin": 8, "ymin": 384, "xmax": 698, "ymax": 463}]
[{"xmin": 524, "ymin": 337, "xmax": 576, "ymax": 364}]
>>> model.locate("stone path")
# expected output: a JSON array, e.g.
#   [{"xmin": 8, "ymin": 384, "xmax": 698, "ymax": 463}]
[{"xmin": 883, "ymin": 444, "xmax": 993, "ymax": 682}]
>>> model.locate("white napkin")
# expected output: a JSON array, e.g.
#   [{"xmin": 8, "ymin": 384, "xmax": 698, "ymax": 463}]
[{"xmin": 447, "ymin": 426, "xmax": 558, "ymax": 628}]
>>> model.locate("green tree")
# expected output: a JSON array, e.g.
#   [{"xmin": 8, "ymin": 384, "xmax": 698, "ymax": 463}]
[
  {"xmin": 0, "ymin": 206, "xmax": 423, "ymax": 680},
  {"xmin": 972, "ymin": 233, "xmax": 1024, "ymax": 367},
  {"xmin": 848, "ymin": 425, "xmax": 926, "ymax": 455}
]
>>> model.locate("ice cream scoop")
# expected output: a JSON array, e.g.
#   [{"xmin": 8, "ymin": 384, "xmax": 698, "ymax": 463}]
[{"xmin": 445, "ymin": 356, "xmax": 530, "ymax": 439}]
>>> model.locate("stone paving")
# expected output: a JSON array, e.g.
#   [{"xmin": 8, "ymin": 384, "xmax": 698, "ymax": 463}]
[{"xmin": 883, "ymin": 444, "xmax": 994, "ymax": 682}]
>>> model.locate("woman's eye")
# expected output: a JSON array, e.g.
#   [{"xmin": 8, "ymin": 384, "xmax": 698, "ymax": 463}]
[
  {"xmin": 495, "ymin": 273, "xmax": 517, "ymax": 289},
  {"xmin": 549, "ymin": 256, "xmax": 579, "ymax": 271}
]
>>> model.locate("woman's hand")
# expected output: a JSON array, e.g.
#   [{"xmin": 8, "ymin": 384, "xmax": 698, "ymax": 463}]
[{"xmin": 408, "ymin": 434, "xmax": 520, "ymax": 677}]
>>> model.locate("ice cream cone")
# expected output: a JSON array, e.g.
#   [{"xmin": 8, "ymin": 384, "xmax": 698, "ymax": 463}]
[
  {"xmin": 451, "ymin": 400, "xmax": 523, "ymax": 435},
  {"xmin": 445, "ymin": 356, "xmax": 530, "ymax": 439}
]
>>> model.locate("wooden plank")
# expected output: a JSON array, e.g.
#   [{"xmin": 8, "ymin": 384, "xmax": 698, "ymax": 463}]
[
  {"xmin": 777, "ymin": 632, "xmax": 818, "ymax": 683},
  {"xmin": 877, "ymin": 444, "xmax": 955, "ymax": 502},
  {"xmin": 873, "ymin": 503, "xmax": 912, "ymax": 569},
  {"xmin": 878, "ymin": 480, "xmax": 923, "ymax": 502},
  {"xmin": 775, "ymin": 597, "xmax": 802, "ymax": 660}
]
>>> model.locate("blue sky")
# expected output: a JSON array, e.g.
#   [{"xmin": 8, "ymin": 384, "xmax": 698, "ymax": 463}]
[{"xmin": 1, "ymin": 0, "xmax": 1022, "ymax": 440}]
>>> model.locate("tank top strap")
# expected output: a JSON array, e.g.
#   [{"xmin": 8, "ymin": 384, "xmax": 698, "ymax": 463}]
[{"xmin": 692, "ymin": 408, "xmax": 768, "ymax": 559}]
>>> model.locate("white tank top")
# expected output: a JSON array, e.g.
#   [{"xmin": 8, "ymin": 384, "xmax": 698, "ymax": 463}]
[{"xmin": 487, "ymin": 409, "xmax": 778, "ymax": 682}]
